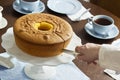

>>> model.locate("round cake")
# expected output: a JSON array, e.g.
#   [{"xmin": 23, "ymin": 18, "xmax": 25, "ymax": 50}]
[{"xmin": 13, "ymin": 13, "xmax": 73, "ymax": 57}]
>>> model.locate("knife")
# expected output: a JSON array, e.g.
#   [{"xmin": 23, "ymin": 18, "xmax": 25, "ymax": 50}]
[{"xmin": 62, "ymin": 49, "xmax": 79, "ymax": 57}]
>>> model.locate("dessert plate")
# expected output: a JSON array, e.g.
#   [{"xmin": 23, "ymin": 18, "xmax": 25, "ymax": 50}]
[
  {"xmin": 84, "ymin": 23, "xmax": 119, "ymax": 39},
  {"xmin": 0, "ymin": 17, "xmax": 7, "ymax": 29},
  {"xmin": 1, "ymin": 27, "xmax": 81, "ymax": 66},
  {"xmin": 47, "ymin": 0, "xmax": 82, "ymax": 14},
  {"xmin": 12, "ymin": 0, "xmax": 45, "ymax": 14}
]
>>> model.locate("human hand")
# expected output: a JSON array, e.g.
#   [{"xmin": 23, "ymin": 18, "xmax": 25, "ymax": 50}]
[{"xmin": 75, "ymin": 43, "xmax": 101, "ymax": 64}]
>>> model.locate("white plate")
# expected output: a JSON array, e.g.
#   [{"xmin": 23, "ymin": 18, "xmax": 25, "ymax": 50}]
[
  {"xmin": 0, "ymin": 17, "xmax": 7, "ymax": 29},
  {"xmin": 84, "ymin": 23, "xmax": 119, "ymax": 39},
  {"xmin": 1, "ymin": 28, "xmax": 81, "ymax": 66},
  {"xmin": 47, "ymin": 0, "xmax": 82, "ymax": 14},
  {"xmin": 12, "ymin": 0, "xmax": 45, "ymax": 14}
]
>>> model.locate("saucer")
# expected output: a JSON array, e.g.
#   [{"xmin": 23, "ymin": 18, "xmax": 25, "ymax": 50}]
[
  {"xmin": 84, "ymin": 23, "xmax": 119, "ymax": 39},
  {"xmin": 12, "ymin": 0, "xmax": 45, "ymax": 14},
  {"xmin": 47, "ymin": 0, "xmax": 82, "ymax": 14},
  {"xmin": 0, "ymin": 17, "xmax": 7, "ymax": 29}
]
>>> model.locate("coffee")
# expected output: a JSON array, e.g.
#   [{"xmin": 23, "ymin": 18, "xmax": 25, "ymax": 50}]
[
  {"xmin": 94, "ymin": 18, "xmax": 112, "ymax": 25},
  {"xmin": 88, "ymin": 15, "xmax": 114, "ymax": 35},
  {"xmin": 23, "ymin": 0, "xmax": 38, "ymax": 2}
]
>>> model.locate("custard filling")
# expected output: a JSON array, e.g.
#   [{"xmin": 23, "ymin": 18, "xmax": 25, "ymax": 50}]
[{"xmin": 34, "ymin": 22, "xmax": 53, "ymax": 31}]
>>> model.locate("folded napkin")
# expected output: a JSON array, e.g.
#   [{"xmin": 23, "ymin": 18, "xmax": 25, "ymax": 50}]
[
  {"xmin": 0, "ymin": 52, "xmax": 90, "ymax": 80},
  {"xmin": 67, "ymin": 1, "xmax": 93, "ymax": 21}
]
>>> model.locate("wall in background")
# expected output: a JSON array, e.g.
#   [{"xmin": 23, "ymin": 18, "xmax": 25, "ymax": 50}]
[{"xmin": 90, "ymin": 0, "xmax": 120, "ymax": 18}]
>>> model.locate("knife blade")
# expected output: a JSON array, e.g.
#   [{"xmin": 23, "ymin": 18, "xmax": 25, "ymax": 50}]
[{"xmin": 62, "ymin": 49, "xmax": 79, "ymax": 57}]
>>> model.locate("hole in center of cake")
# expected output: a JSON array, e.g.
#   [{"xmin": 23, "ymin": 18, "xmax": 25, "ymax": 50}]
[{"xmin": 34, "ymin": 22, "xmax": 53, "ymax": 31}]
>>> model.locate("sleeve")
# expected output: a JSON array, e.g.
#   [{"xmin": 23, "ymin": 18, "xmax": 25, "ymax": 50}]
[{"xmin": 98, "ymin": 44, "xmax": 120, "ymax": 71}]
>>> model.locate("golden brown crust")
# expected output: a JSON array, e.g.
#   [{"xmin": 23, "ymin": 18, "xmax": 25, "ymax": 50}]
[
  {"xmin": 14, "ymin": 13, "xmax": 73, "ymax": 44},
  {"xmin": 14, "ymin": 34, "xmax": 71, "ymax": 57},
  {"xmin": 13, "ymin": 13, "xmax": 73, "ymax": 57}
]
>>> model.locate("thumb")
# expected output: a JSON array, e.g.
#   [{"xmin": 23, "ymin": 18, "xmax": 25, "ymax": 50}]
[{"xmin": 75, "ymin": 45, "xmax": 85, "ymax": 53}]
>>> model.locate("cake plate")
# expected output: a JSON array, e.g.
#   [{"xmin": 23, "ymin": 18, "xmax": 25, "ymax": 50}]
[{"xmin": 1, "ymin": 28, "xmax": 81, "ymax": 80}]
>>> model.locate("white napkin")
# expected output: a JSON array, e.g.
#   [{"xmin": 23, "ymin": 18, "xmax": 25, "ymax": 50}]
[{"xmin": 67, "ymin": 1, "xmax": 93, "ymax": 21}]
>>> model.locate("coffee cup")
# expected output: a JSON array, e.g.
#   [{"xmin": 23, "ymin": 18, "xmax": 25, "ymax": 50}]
[
  {"xmin": 88, "ymin": 15, "xmax": 114, "ymax": 36},
  {"xmin": 19, "ymin": 0, "xmax": 40, "ymax": 12},
  {"xmin": 0, "ymin": 6, "xmax": 3, "ymax": 23}
]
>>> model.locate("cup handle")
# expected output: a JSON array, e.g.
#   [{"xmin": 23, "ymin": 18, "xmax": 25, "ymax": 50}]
[
  {"xmin": 0, "ymin": 6, "xmax": 3, "ymax": 12},
  {"xmin": 16, "ymin": 0, "xmax": 20, "ymax": 4},
  {"xmin": 87, "ymin": 17, "xmax": 93, "ymax": 25}
]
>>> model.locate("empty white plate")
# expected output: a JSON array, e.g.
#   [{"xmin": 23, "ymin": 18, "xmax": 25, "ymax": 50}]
[{"xmin": 47, "ymin": 0, "xmax": 82, "ymax": 14}]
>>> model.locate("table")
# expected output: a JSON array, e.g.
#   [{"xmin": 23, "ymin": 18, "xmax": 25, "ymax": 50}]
[
  {"xmin": 90, "ymin": 0, "xmax": 120, "ymax": 18},
  {"xmin": 0, "ymin": 0, "xmax": 120, "ymax": 80}
]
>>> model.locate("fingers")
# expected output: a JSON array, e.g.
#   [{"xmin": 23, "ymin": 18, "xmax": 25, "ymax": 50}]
[
  {"xmin": 75, "ymin": 46, "xmax": 85, "ymax": 56},
  {"xmin": 77, "ymin": 55, "xmax": 97, "ymax": 65},
  {"xmin": 75, "ymin": 45, "xmax": 86, "ymax": 52},
  {"xmin": 75, "ymin": 46, "xmax": 81, "ymax": 53},
  {"xmin": 77, "ymin": 55, "xmax": 89, "ymax": 62},
  {"xmin": 75, "ymin": 43, "xmax": 100, "ymax": 64}
]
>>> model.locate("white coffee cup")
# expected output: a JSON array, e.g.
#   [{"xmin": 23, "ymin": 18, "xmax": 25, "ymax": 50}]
[
  {"xmin": 19, "ymin": 0, "xmax": 40, "ymax": 12},
  {"xmin": 0, "ymin": 6, "xmax": 3, "ymax": 23},
  {"xmin": 88, "ymin": 15, "xmax": 114, "ymax": 36}
]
